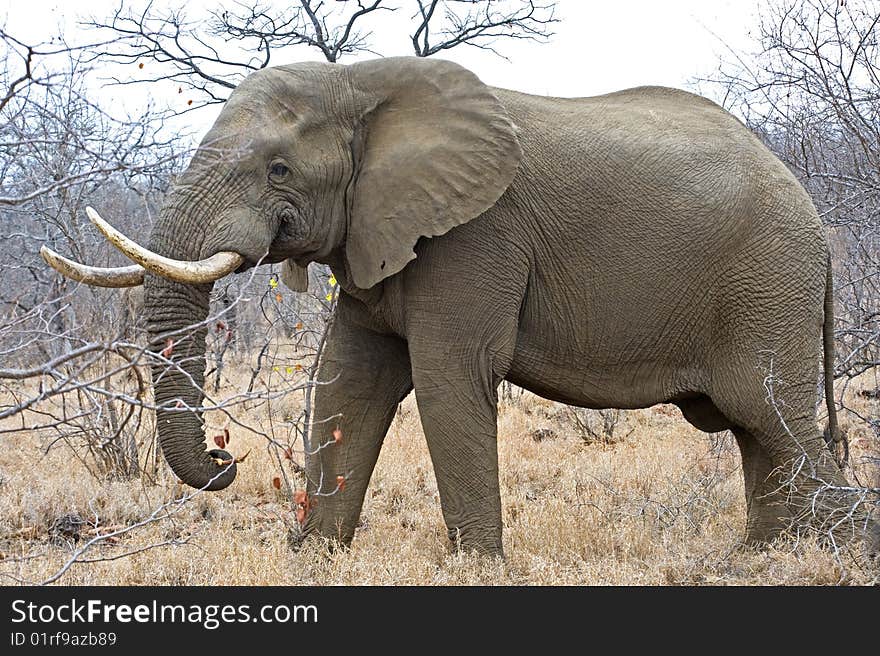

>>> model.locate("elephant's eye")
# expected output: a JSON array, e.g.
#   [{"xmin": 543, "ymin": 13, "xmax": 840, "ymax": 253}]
[{"xmin": 269, "ymin": 162, "xmax": 290, "ymax": 181}]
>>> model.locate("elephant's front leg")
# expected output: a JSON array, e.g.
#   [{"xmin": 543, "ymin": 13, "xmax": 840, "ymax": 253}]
[
  {"xmin": 411, "ymin": 359, "xmax": 505, "ymax": 556},
  {"xmin": 302, "ymin": 299, "xmax": 412, "ymax": 547},
  {"xmin": 403, "ymin": 238, "xmax": 527, "ymax": 557},
  {"xmin": 407, "ymin": 313, "xmax": 520, "ymax": 556}
]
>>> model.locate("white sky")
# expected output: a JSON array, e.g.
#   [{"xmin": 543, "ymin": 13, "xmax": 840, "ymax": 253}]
[{"xmin": 2, "ymin": 0, "xmax": 762, "ymax": 131}]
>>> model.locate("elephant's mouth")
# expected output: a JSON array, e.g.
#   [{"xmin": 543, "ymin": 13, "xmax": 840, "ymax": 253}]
[{"xmin": 259, "ymin": 243, "xmax": 325, "ymax": 271}]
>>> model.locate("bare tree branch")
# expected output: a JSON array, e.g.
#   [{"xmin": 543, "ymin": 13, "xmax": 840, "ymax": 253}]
[{"xmin": 411, "ymin": 0, "xmax": 558, "ymax": 58}]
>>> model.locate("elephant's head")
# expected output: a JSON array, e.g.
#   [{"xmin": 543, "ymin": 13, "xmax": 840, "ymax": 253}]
[{"xmin": 41, "ymin": 57, "xmax": 521, "ymax": 491}]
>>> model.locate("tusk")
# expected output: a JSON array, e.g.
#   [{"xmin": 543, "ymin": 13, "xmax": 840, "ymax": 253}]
[
  {"xmin": 40, "ymin": 246, "xmax": 145, "ymax": 288},
  {"xmin": 86, "ymin": 206, "xmax": 245, "ymax": 284}
]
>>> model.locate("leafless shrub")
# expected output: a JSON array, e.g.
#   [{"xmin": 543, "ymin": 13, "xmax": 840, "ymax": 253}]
[
  {"xmin": 499, "ymin": 380, "xmax": 525, "ymax": 404},
  {"xmin": 567, "ymin": 407, "xmax": 633, "ymax": 447}
]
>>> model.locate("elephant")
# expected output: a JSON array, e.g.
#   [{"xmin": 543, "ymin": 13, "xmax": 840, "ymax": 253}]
[{"xmin": 41, "ymin": 56, "xmax": 877, "ymax": 558}]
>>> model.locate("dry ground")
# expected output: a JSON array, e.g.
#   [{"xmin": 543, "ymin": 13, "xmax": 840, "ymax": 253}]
[{"xmin": 0, "ymin": 362, "xmax": 878, "ymax": 585}]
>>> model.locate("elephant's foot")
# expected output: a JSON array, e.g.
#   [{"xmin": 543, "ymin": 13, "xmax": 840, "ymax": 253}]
[
  {"xmin": 300, "ymin": 507, "xmax": 356, "ymax": 548},
  {"xmin": 447, "ymin": 525, "xmax": 504, "ymax": 559},
  {"xmin": 741, "ymin": 462, "xmax": 877, "ymax": 564},
  {"xmin": 742, "ymin": 502, "xmax": 790, "ymax": 547}
]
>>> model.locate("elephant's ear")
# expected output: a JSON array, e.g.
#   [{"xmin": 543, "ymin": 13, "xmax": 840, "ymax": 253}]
[
  {"xmin": 280, "ymin": 259, "xmax": 309, "ymax": 292},
  {"xmin": 346, "ymin": 57, "xmax": 522, "ymax": 290}
]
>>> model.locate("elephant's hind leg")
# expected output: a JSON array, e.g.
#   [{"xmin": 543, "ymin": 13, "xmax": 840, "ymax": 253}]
[
  {"xmin": 675, "ymin": 396, "xmax": 790, "ymax": 543},
  {"xmin": 712, "ymin": 356, "xmax": 859, "ymax": 549},
  {"xmin": 708, "ymin": 247, "xmax": 866, "ymax": 547},
  {"xmin": 731, "ymin": 428, "xmax": 793, "ymax": 545}
]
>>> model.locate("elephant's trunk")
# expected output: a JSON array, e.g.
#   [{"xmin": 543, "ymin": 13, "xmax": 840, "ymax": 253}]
[{"xmin": 144, "ymin": 204, "xmax": 237, "ymax": 491}]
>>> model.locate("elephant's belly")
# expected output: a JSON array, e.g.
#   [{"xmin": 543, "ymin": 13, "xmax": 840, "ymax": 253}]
[{"xmin": 506, "ymin": 332, "xmax": 700, "ymax": 410}]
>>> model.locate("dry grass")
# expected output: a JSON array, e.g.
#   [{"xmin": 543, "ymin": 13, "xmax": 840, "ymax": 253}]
[{"xmin": 0, "ymin": 362, "xmax": 878, "ymax": 586}]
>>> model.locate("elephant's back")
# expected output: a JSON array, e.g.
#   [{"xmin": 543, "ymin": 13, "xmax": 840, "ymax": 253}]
[
  {"xmin": 492, "ymin": 84, "xmax": 820, "ymax": 243},
  {"xmin": 492, "ymin": 84, "xmax": 748, "ymax": 138}
]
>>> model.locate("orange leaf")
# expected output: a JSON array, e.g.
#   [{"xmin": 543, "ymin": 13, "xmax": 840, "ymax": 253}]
[
  {"xmin": 294, "ymin": 489, "xmax": 310, "ymax": 524},
  {"xmin": 161, "ymin": 338, "xmax": 174, "ymax": 358},
  {"xmin": 187, "ymin": 99, "xmax": 193, "ymax": 106},
  {"xmin": 333, "ymin": 427, "xmax": 343, "ymax": 444},
  {"xmin": 213, "ymin": 434, "xmax": 226, "ymax": 449},
  {"xmin": 275, "ymin": 293, "xmax": 283, "ymax": 303},
  {"xmin": 336, "ymin": 475, "xmax": 346, "ymax": 491},
  {"xmin": 138, "ymin": 62, "xmax": 144, "ymax": 69},
  {"xmin": 295, "ymin": 322, "xmax": 303, "ymax": 330},
  {"xmin": 294, "ymin": 363, "xmax": 303, "ymax": 372},
  {"xmin": 272, "ymin": 476, "xmax": 281, "ymax": 490}
]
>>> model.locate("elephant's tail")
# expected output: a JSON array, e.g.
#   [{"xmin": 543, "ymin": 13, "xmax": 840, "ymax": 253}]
[{"xmin": 823, "ymin": 253, "xmax": 846, "ymax": 466}]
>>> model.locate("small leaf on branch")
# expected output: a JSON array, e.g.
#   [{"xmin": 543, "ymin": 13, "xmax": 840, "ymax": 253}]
[
  {"xmin": 272, "ymin": 476, "xmax": 281, "ymax": 490},
  {"xmin": 161, "ymin": 338, "xmax": 174, "ymax": 358},
  {"xmin": 333, "ymin": 427, "xmax": 343, "ymax": 444},
  {"xmin": 294, "ymin": 489, "xmax": 310, "ymax": 524},
  {"xmin": 336, "ymin": 475, "xmax": 346, "ymax": 491}
]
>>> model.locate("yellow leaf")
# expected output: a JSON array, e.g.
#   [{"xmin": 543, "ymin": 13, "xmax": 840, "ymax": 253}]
[
  {"xmin": 325, "ymin": 292, "xmax": 333, "ymax": 301},
  {"xmin": 285, "ymin": 367, "xmax": 293, "ymax": 374},
  {"xmin": 272, "ymin": 366, "xmax": 279, "ymax": 372},
  {"xmin": 328, "ymin": 274, "xmax": 337, "ymax": 287},
  {"xmin": 269, "ymin": 277, "xmax": 278, "ymax": 289}
]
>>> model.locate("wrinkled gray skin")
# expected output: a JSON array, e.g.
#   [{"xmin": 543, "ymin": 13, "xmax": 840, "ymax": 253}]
[{"xmin": 145, "ymin": 56, "xmax": 870, "ymax": 557}]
